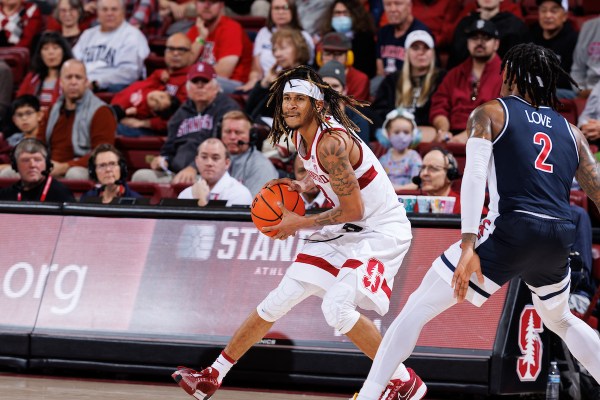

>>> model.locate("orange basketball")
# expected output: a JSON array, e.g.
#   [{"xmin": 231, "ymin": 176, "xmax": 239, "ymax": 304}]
[{"xmin": 251, "ymin": 183, "xmax": 306, "ymax": 237}]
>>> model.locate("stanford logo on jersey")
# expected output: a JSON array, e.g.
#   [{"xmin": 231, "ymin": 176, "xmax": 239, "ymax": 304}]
[
  {"xmin": 362, "ymin": 259, "xmax": 384, "ymax": 293},
  {"xmin": 516, "ymin": 305, "xmax": 544, "ymax": 381}
]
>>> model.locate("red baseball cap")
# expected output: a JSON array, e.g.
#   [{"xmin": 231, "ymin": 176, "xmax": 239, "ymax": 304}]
[{"xmin": 187, "ymin": 61, "xmax": 217, "ymax": 82}]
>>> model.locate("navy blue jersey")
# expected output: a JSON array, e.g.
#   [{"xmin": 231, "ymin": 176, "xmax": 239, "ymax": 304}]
[{"xmin": 489, "ymin": 96, "xmax": 579, "ymax": 220}]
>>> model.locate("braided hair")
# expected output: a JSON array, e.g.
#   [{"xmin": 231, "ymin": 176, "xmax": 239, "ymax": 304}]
[
  {"xmin": 266, "ymin": 65, "xmax": 371, "ymax": 145},
  {"xmin": 501, "ymin": 43, "xmax": 578, "ymax": 110}
]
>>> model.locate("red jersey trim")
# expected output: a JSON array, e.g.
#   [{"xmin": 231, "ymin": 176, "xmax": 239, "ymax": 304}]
[
  {"xmin": 295, "ymin": 253, "xmax": 339, "ymax": 277},
  {"xmin": 357, "ymin": 165, "xmax": 378, "ymax": 189}
]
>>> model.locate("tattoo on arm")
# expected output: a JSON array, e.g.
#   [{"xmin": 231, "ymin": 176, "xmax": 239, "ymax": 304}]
[
  {"xmin": 314, "ymin": 208, "xmax": 344, "ymax": 226},
  {"xmin": 318, "ymin": 135, "xmax": 358, "ymax": 198},
  {"xmin": 466, "ymin": 105, "xmax": 494, "ymax": 141},
  {"xmin": 461, "ymin": 233, "xmax": 477, "ymax": 249},
  {"xmin": 575, "ymin": 132, "xmax": 600, "ymax": 208}
]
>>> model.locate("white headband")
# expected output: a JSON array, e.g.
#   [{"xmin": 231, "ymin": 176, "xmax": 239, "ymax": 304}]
[{"xmin": 283, "ymin": 79, "xmax": 324, "ymax": 101}]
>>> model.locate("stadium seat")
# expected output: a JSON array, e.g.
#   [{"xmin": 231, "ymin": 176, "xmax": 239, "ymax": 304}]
[
  {"xmin": 0, "ymin": 177, "xmax": 18, "ymax": 189},
  {"xmin": 231, "ymin": 15, "xmax": 266, "ymax": 41},
  {"xmin": 171, "ymin": 182, "xmax": 190, "ymax": 197},
  {"xmin": 558, "ymin": 99, "xmax": 578, "ymax": 125},
  {"xmin": 127, "ymin": 181, "xmax": 175, "ymax": 204},
  {"xmin": 145, "ymin": 53, "xmax": 167, "ymax": 76},
  {"xmin": 582, "ymin": 0, "xmax": 600, "ymax": 15},
  {"xmin": 115, "ymin": 136, "xmax": 166, "ymax": 175},
  {"xmin": 58, "ymin": 179, "xmax": 95, "ymax": 200},
  {"xmin": 0, "ymin": 47, "xmax": 30, "ymax": 88},
  {"xmin": 369, "ymin": 141, "xmax": 387, "ymax": 158}
]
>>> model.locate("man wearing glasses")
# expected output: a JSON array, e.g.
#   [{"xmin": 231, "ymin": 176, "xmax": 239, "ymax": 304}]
[
  {"xmin": 430, "ymin": 19, "xmax": 503, "ymax": 143},
  {"xmin": 111, "ymin": 32, "xmax": 194, "ymax": 136}
]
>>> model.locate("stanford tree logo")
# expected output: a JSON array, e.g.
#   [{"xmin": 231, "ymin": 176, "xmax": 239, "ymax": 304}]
[{"xmin": 517, "ymin": 305, "xmax": 544, "ymax": 381}]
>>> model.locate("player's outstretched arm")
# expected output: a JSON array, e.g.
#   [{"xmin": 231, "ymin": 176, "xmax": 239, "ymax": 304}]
[{"xmin": 574, "ymin": 125, "xmax": 600, "ymax": 210}]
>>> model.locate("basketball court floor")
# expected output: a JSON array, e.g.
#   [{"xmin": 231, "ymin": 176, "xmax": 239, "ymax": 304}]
[{"xmin": 0, "ymin": 372, "xmax": 350, "ymax": 400}]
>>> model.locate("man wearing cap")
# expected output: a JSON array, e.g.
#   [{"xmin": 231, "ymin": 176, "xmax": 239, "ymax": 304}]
[
  {"xmin": 429, "ymin": 19, "xmax": 503, "ymax": 143},
  {"xmin": 532, "ymin": 0, "xmax": 578, "ymax": 99},
  {"xmin": 319, "ymin": 60, "xmax": 372, "ymax": 143},
  {"xmin": 447, "ymin": 0, "xmax": 528, "ymax": 69},
  {"xmin": 185, "ymin": 0, "xmax": 253, "ymax": 94},
  {"xmin": 172, "ymin": 65, "xmax": 427, "ymax": 400},
  {"xmin": 131, "ymin": 61, "xmax": 240, "ymax": 184},
  {"xmin": 320, "ymin": 32, "xmax": 370, "ymax": 101}
]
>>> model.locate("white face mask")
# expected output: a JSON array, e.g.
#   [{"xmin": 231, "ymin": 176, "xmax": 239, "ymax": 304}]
[{"xmin": 331, "ymin": 16, "xmax": 352, "ymax": 33}]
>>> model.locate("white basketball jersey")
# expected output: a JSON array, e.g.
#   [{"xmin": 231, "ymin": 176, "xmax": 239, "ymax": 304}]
[{"xmin": 295, "ymin": 117, "xmax": 410, "ymax": 237}]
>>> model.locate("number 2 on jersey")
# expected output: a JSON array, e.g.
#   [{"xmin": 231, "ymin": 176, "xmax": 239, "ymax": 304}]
[{"xmin": 533, "ymin": 132, "xmax": 553, "ymax": 173}]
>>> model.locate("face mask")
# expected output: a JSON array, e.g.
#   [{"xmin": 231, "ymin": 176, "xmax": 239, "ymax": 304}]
[
  {"xmin": 332, "ymin": 16, "xmax": 352, "ymax": 33},
  {"xmin": 390, "ymin": 132, "xmax": 412, "ymax": 151}
]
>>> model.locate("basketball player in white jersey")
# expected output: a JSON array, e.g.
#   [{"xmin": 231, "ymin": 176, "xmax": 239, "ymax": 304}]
[{"xmin": 171, "ymin": 65, "xmax": 427, "ymax": 400}]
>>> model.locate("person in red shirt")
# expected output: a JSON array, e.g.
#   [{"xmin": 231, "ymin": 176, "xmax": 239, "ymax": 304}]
[
  {"xmin": 17, "ymin": 32, "xmax": 73, "ymax": 115},
  {"xmin": 110, "ymin": 32, "xmax": 194, "ymax": 136},
  {"xmin": 318, "ymin": 31, "xmax": 369, "ymax": 101},
  {"xmin": 429, "ymin": 19, "xmax": 503, "ymax": 143},
  {"xmin": 186, "ymin": 0, "xmax": 253, "ymax": 94},
  {"xmin": 0, "ymin": 0, "xmax": 42, "ymax": 49}
]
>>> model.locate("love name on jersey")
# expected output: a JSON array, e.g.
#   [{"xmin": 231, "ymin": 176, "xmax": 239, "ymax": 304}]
[
  {"xmin": 525, "ymin": 110, "xmax": 552, "ymax": 128},
  {"xmin": 308, "ymin": 170, "xmax": 329, "ymax": 184}
]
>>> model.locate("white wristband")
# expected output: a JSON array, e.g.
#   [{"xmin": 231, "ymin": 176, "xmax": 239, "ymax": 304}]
[{"xmin": 461, "ymin": 137, "xmax": 493, "ymax": 234}]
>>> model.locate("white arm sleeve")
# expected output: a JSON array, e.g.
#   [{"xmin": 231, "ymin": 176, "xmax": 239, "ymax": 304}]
[{"xmin": 461, "ymin": 138, "xmax": 493, "ymax": 234}]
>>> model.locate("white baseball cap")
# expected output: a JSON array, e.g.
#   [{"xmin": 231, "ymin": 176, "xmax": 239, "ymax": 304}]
[{"xmin": 405, "ymin": 30, "xmax": 434, "ymax": 50}]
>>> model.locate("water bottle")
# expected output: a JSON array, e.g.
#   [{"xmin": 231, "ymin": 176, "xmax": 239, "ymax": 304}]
[{"xmin": 546, "ymin": 361, "xmax": 560, "ymax": 400}]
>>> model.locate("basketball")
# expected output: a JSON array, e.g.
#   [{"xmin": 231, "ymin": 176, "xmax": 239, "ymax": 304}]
[{"xmin": 251, "ymin": 183, "xmax": 306, "ymax": 237}]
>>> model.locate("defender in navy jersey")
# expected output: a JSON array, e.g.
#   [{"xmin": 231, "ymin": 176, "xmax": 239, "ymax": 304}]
[{"xmin": 356, "ymin": 43, "xmax": 600, "ymax": 400}]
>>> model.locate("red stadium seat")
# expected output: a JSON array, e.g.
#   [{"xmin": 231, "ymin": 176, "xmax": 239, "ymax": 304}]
[
  {"xmin": 558, "ymin": 99, "xmax": 578, "ymax": 125},
  {"xmin": 58, "ymin": 179, "xmax": 95, "ymax": 200},
  {"xmin": 127, "ymin": 181, "xmax": 175, "ymax": 204},
  {"xmin": 115, "ymin": 136, "xmax": 166, "ymax": 175},
  {"xmin": 0, "ymin": 177, "xmax": 18, "ymax": 189},
  {"xmin": 570, "ymin": 190, "xmax": 589, "ymax": 211},
  {"xmin": 369, "ymin": 141, "xmax": 387, "ymax": 158},
  {"xmin": 0, "ymin": 47, "xmax": 30, "ymax": 88},
  {"xmin": 171, "ymin": 182, "xmax": 190, "ymax": 197}
]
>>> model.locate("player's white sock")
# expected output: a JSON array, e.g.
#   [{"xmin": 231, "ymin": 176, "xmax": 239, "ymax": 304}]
[
  {"xmin": 211, "ymin": 351, "xmax": 236, "ymax": 383},
  {"xmin": 390, "ymin": 363, "xmax": 410, "ymax": 381}
]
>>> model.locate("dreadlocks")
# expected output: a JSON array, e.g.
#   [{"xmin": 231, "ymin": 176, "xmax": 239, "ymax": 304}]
[
  {"xmin": 266, "ymin": 65, "xmax": 371, "ymax": 145},
  {"xmin": 501, "ymin": 43, "xmax": 578, "ymax": 110}
]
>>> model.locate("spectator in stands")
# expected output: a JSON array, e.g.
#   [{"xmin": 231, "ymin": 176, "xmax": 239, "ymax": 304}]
[
  {"xmin": 318, "ymin": 60, "xmax": 372, "ymax": 143},
  {"xmin": 245, "ymin": 27, "xmax": 310, "ymax": 120},
  {"xmin": 0, "ymin": 138, "xmax": 75, "ymax": 202},
  {"xmin": 317, "ymin": 32, "xmax": 369, "ymax": 101},
  {"xmin": 531, "ymin": 0, "xmax": 578, "ymax": 99},
  {"xmin": 158, "ymin": 0, "xmax": 196, "ymax": 35},
  {"xmin": 0, "ymin": 61, "xmax": 12, "ymax": 130},
  {"xmin": 42, "ymin": 59, "xmax": 117, "ymax": 179},
  {"xmin": 219, "ymin": 110, "xmax": 277, "ymax": 196},
  {"xmin": 577, "ymin": 80, "xmax": 600, "ymax": 145},
  {"xmin": 17, "ymin": 32, "xmax": 74, "ymax": 114},
  {"xmin": 411, "ymin": 0, "xmax": 461, "ymax": 50},
  {"xmin": 293, "ymin": 153, "xmax": 332, "ymax": 209},
  {"xmin": 372, "ymin": 30, "xmax": 445, "ymax": 141},
  {"xmin": 571, "ymin": 16, "xmax": 600, "ymax": 98},
  {"xmin": 239, "ymin": 0, "xmax": 314, "ymax": 92},
  {"xmin": 430, "ymin": 19, "xmax": 502, "ymax": 143},
  {"xmin": 47, "ymin": 0, "xmax": 89, "ymax": 47},
  {"xmin": 131, "ymin": 61, "xmax": 240, "ymax": 184},
  {"xmin": 319, "ymin": 0, "xmax": 377, "ymax": 78},
  {"xmin": 73, "ymin": 0, "xmax": 150, "ymax": 92},
  {"xmin": 447, "ymin": 0, "xmax": 528, "ymax": 69},
  {"xmin": 413, "ymin": 147, "xmax": 460, "ymax": 213},
  {"xmin": 0, "ymin": 95, "xmax": 44, "ymax": 177},
  {"xmin": 178, "ymin": 137, "xmax": 252, "ymax": 206},
  {"xmin": 375, "ymin": 0, "xmax": 430, "ymax": 78},
  {"xmin": 81, "ymin": 143, "xmax": 141, "ymax": 203},
  {"xmin": 295, "ymin": 0, "xmax": 334, "ymax": 38},
  {"xmin": 378, "ymin": 108, "xmax": 421, "ymax": 192},
  {"xmin": 0, "ymin": 0, "xmax": 42, "ymax": 49},
  {"xmin": 110, "ymin": 32, "xmax": 194, "ymax": 136},
  {"xmin": 111, "ymin": 90, "xmax": 180, "ymax": 137},
  {"xmin": 186, "ymin": 0, "xmax": 253, "ymax": 94}
]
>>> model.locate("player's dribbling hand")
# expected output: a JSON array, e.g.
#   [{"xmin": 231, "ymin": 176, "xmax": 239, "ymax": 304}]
[
  {"xmin": 451, "ymin": 246, "xmax": 483, "ymax": 303},
  {"xmin": 263, "ymin": 202, "xmax": 304, "ymax": 240}
]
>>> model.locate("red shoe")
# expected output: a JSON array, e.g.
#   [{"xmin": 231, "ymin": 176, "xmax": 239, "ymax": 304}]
[
  {"xmin": 380, "ymin": 368, "xmax": 427, "ymax": 400},
  {"xmin": 172, "ymin": 366, "xmax": 220, "ymax": 399}
]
